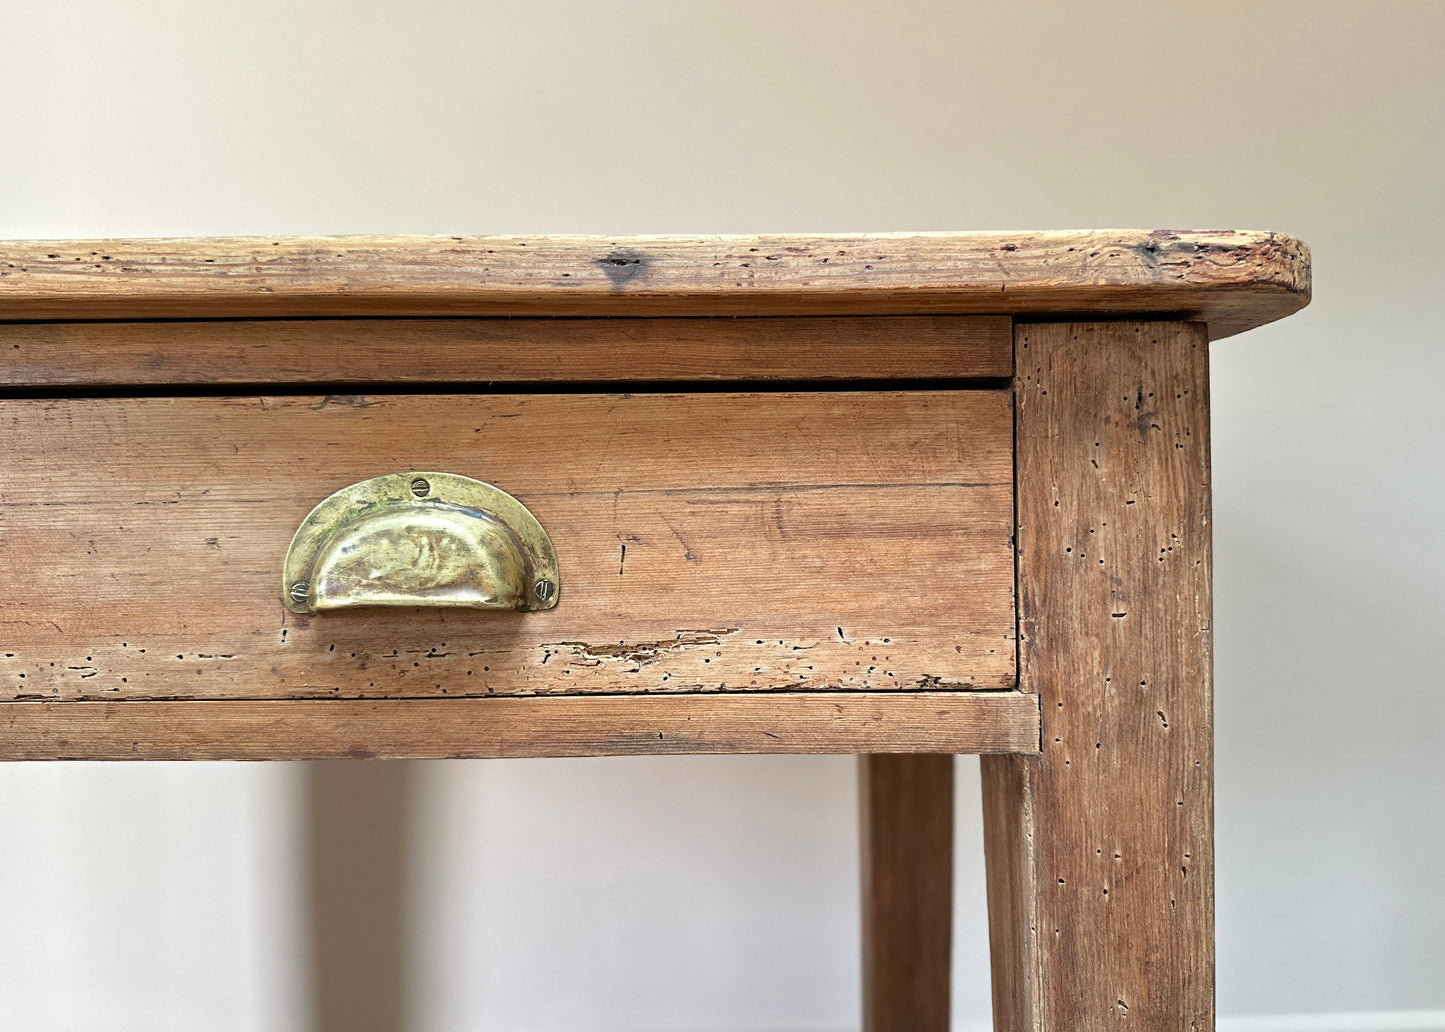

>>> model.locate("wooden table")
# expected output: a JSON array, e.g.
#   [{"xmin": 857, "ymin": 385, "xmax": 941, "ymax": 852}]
[{"xmin": 0, "ymin": 231, "xmax": 1310, "ymax": 1030}]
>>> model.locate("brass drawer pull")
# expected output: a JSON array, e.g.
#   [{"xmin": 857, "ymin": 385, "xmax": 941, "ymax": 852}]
[{"xmin": 282, "ymin": 472, "xmax": 559, "ymax": 614}]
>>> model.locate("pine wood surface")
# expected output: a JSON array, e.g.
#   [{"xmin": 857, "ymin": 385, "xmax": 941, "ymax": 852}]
[
  {"xmin": 0, "ymin": 692, "xmax": 1040, "ymax": 760},
  {"xmin": 982, "ymin": 321, "xmax": 1213, "ymax": 1031},
  {"xmin": 860, "ymin": 754, "xmax": 954, "ymax": 1032},
  {"xmin": 0, "ymin": 231, "xmax": 1308, "ymax": 338},
  {"xmin": 0, "ymin": 390, "xmax": 1014, "ymax": 702},
  {"xmin": 0, "ymin": 315, "xmax": 1010, "ymax": 387}
]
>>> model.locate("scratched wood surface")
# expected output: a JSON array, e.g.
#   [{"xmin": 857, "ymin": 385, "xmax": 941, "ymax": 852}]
[
  {"xmin": 982, "ymin": 321, "xmax": 1213, "ymax": 1031},
  {"xmin": 0, "ymin": 692, "xmax": 1040, "ymax": 760},
  {"xmin": 0, "ymin": 231, "xmax": 1309, "ymax": 338},
  {"xmin": 0, "ymin": 316, "xmax": 1010, "ymax": 386},
  {"xmin": 0, "ymin": 390, "xmax": 1013, "ymax": 702}
]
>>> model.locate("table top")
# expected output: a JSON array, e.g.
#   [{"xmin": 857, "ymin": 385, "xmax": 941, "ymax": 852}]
[{"xmin": 0, "ymin": 229, "xmax": 1309, "ymax": 339}]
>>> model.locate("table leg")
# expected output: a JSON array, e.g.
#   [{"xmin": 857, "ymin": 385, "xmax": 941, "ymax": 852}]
[
  {"xmin": 983, "ymin": 320, "xmax": 1215, "ymax": 1031},
  {"xmin": 860, "ymin": 753, "xmax": 954, "ymax": 1032}
]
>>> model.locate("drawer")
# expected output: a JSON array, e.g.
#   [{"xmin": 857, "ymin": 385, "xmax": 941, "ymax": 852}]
[{"xmin": 0, "ymin": 389, "xmax": 1014, "ymax": 703}]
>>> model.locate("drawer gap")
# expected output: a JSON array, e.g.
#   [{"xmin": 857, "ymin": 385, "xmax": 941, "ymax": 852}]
[{"xmin": 0, "ymin": 375, "xmax": 1013, "ymax": 401}]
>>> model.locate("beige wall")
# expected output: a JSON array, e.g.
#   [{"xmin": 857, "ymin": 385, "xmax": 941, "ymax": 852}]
[{"xmin": 2, "ymin": 3, "xmax": 1443, "ymax": 1029}]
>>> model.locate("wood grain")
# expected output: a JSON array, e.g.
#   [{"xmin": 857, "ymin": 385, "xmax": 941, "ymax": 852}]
[
  {"xmin": 0, "ymin": 391, "xmax": 1014, "ymax": 701},
  {"xmin": 860, "ymin": 754, "xmax": 954, "ymax": 1032},
  {"xmin": 0, "ymin": 692, "xmax": 1041, "ymax": 760},
  {"xmin": 0, "ymin": 231, "xmax": 1309, "ymax": 339},
  {"xmin": 0, "ymin": 315, "xmax": 1010, "ymax": 387},
  {"xmin": 980, "ymin": 752, "xmax": 1038, "ymax": 1027},
  {"xmin": 982, "ymin": 321, "xmax": 1213, "ymax": 1031}
]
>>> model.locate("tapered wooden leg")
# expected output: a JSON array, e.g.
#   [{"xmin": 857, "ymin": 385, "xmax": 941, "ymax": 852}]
[
  {"xmin": 983, "ymin": 321, "xmax": 1214, "ymax": 1031},
  {"xmin": 860, "ymin": 753, "xmax": 954, "ymax": 1032},
  {"xmin": 306, "ymin": 760, "xmax": 413, "ymax": 1032}
]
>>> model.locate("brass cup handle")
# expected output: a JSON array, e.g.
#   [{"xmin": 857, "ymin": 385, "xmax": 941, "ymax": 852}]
[{"xmin": 282, "ymin": 472, "xmax": 559, "ymax": 614}]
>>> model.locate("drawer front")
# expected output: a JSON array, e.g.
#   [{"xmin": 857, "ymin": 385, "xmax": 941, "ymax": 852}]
[{"xmin": 0, "ymin": 390, "xmax": 1014, "ymax": 702}]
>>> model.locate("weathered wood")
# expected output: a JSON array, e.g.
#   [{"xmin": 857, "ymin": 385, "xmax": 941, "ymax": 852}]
[
  {"xmin": 0, "ymin": 391, "xmax": 1014, "ymax": 701},
  {"xmin": 860, "ymin": 754, "xmax": 954, "ymax": 1032},
  {"xmin": 0, "ymin": 231, "xmax": 1309, "ymax": 338},
  {"xmin": 980, "ymin": 753, "xmax": 1038, "ymax": 1026},
  {"xmin": 982, "ymin": 321, "xmax": 1213, "ymax": 1031},
  {"xmin": 0, "ymin": 315, "xmax": 1011, "ymax": 387},
  {"xmin": 0, "ymin": 692, "xmax": 1041, "ymax": 760}
]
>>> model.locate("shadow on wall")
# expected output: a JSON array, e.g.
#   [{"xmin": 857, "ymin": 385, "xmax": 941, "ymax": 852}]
[{"xmin": 307, "ymin": 760, "xmax": 413, "ymax": 1032}]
